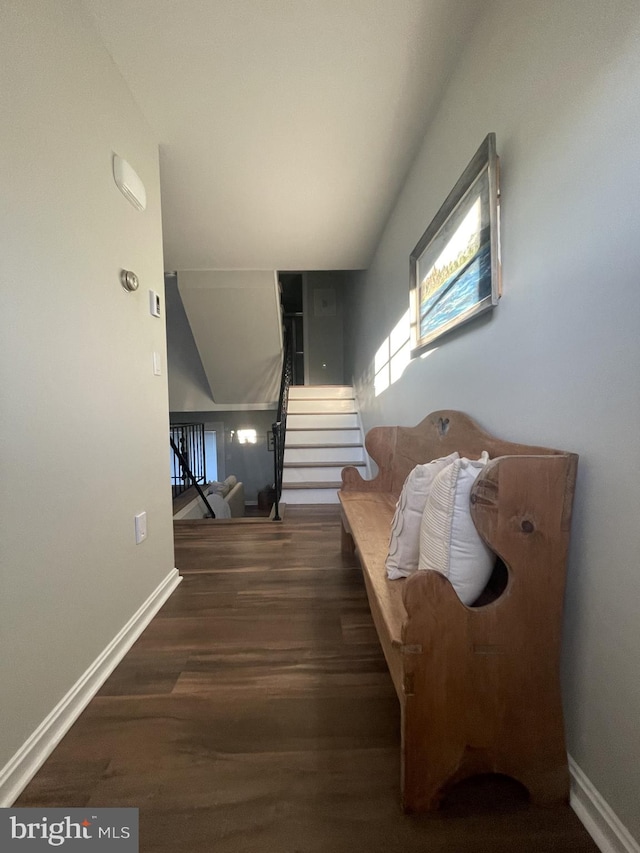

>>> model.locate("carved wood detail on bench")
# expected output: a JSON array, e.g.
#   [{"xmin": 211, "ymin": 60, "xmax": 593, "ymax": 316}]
[{"xmin": 338, "ymin": 411, "xmax": 578, "ymax": 813}]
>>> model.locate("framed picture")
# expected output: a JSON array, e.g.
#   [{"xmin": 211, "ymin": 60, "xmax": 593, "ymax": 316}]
[
  {"xmin": 313, "ymin": 288, "xmax": 336, "ymax": 317},
  {"xmin": 410, "ymin": 133, "xmax": 501, "ymax": 355}
]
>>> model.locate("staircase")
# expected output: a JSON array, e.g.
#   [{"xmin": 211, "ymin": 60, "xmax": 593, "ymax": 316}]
[{"xmin": 281, "ymin": 386, "xmax": 366, "ymax": 504}]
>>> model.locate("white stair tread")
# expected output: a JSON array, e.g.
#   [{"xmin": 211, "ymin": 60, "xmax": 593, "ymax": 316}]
[
  {"xmin": 288, "ymin": 414, "xmax": 358, "ymax": 427},
  {"xmin": 288, "ymin": 386, "xmax": 354, "ymax": 399},
  {"xmin": 285, "ymin": 427, "xmax": 362, "ymax": 445},
  {"xmin": 284, "ymin": 460, "xmax": 364, "ymax": 468},
  {"xmin": 284, "ymin": 466, "xmax": 346, "ymax": 483},
  {"xmin": 285, "ymin": 448, "xmax": 364, "ymax": 463},
  {"xmin": 289, "ymin": 402, "xmax": 356, "ymax": 414},
  {"xmin": 285, "ymin": 440, "xmax": 362, "ymax": 450},
  {"xmin": 280, "ymin": 490, "xmax": 340, "ymax": 505},
  {"xmin": 289, "ymin": 389, "xmax": 354, "ymax": 396},
  {"xmin": 285, "ymin": 426, "xmax": 360, "ymax": 431},
  {"xmin": 285, "ymin": 442, "xmax": 363, "ymax": 449},
  {"xmin": 283, "ymin": 481, "xmax": 342, "ymax": 489}
]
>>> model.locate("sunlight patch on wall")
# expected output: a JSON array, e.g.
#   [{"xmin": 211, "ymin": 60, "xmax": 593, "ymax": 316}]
[{"xmin": 374, "ymin": 310, "xmax": 411, "ymax": 397}]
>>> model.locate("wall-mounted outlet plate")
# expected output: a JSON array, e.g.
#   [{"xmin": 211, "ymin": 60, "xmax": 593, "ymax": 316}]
[{"xmin": 134, "ymin": 511, "xmax": 147, "ymax": 544}]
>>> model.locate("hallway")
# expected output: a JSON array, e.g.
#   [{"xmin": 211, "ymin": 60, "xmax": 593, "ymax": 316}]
[{"xmin": 17, "ymin": 507, "xmax": 597, "ymax": 852}]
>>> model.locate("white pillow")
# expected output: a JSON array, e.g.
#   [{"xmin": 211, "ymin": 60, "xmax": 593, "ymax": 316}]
[
  {"xmin": 385, "ymin": 453, "xmax": 459, "ymax": 580},
  {"xmin": 203, "ymin": 492, "xmax": 231, "ymax": 519},
  {"xmin": 207, "ymin": 480, "xmax": 229, "ymax": 497},
  {"xmin": 418, "ymin": 452, "xmax": 494, "ymax": 604}
]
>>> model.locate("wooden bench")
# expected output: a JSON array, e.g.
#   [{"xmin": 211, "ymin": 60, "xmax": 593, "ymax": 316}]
[{"xmin": 339, "ymin": 410, "xmax": 578, "ymax": 813}]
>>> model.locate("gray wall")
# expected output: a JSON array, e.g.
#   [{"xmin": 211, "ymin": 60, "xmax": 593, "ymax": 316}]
[
  {"xmin": 344, "ymin": 0, "xmax": 640, "ymax": 840},
  {"xmin": 166, "ymin": 271, "xmax": 282, "ymax": 411},
  {"xmin": 303, "ymin": 271, "xmax": 346, "ymax": 385},
  {"xmin": 177, "ymin": 270, "xmax": 282, "ymax": 405},
  {"xmin": 0, "ymin": 0, "xmax": 174, "ymax": 783},
  {"xmin": 165, "ymin": 273, "xmax": 215, "ymax": 410},
  {"xmin": 171, "ymin": 410, "xmax": 277, "ymax": 503}
]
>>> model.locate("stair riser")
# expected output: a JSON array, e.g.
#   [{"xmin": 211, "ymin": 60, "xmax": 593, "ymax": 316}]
[
  {"xmin": 284, "ymin": 447, "xmax": 364, "ymax": 463},
  {"xmin": 283, "ymin": 467, "xmax": 346, "ymax": 484},
  {"xmin": 282, "ymin": 386, "xmax": 360, "ymax": 506},
  {"xmin": 288, "ymin": 399, "xmax": 356, "ymax": 414},
  {"xmin": 281, "ymin": 488, "xmax": 340, "ymax": 504},
  {"xmin": 286, "ymin": 428, "xmax": 360, "ymax": 445},
  {"xmin": 287, "ymin": 413, "xmax": 358, "ymax": 429},
  {"xmin": 288, "ymin": 386, "xmax": 354, "ymax": 400}
]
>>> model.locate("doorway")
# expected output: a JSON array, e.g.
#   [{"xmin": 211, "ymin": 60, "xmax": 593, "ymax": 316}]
[{"xmin": 279, "ymin": 272, "xmax": 304, "ymax": 385}]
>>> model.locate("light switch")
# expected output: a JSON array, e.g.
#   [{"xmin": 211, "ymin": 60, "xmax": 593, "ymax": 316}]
[
  {"xmin": 134, "ymin": 512, "xmax": 147, "ymax": 544},
  {"xmin": 153, "ymin": 351, "xmax": 161, "ymax": 375},
  {"xmin": 149, "ymin": 290, "xmax": 161, "ymax": 317}
]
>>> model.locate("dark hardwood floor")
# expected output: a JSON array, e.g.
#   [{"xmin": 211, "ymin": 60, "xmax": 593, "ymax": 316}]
[{"xmin": 16, "ymin": 506, "xmax": 598, "ymax": 852}]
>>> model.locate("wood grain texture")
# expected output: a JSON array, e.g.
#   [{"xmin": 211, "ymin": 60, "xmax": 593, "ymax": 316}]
[
  {"xmin": 341, "ymin": 410, "xmax": 568, "ymax": 498},
  {"xmin": 339, "ymin": 412, "xmax": 579, "ymax": 813},
  {"xmin": 15, "ymin": 506, "xmax": 595, "ymax": 852}
]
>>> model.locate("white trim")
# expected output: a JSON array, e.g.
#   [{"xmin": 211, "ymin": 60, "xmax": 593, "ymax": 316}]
[
  {"xmin": 0, "ymin": 568, "xmax": 182, "ymax": 807},
  {"xmin": 6, "ymin": 571, "xmax": 638, "ymax": 853},
  {"xmin": 352, "ymin": 386, "xmax": 372, "ymax": 481},
  {"xmin": 302, "ymin": 272, "xmax": 310, "ymax": 386},
  {"xmin": 570, "ymin": 756, "xmax": 640, "ymax": 853},
  {"xmin": 173, "ymin": 495, "xmax": 204, "ymax": 519},
  {"xmin": 272, "ymin": 269, "xmax": 284, "ymax": 351}
]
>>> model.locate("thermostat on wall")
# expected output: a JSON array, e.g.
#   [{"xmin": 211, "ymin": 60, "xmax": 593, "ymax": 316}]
[{"xmin": 149, "ymin": 290, "xmax": 161, "ymax": 317}]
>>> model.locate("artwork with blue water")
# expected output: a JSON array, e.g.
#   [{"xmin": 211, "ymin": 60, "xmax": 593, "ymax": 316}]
[
  {"xmin": 412, "ymin": 134, "xmax": 499, "ymax": 351},
  {"xmin": 420, "ymin": 239, "xmax": 491, "ymax": 340}
]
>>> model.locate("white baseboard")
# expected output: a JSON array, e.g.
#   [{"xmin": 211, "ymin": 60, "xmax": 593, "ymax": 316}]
[
  {"xmin": 3, "ymin": 595, "xmax": 638, "ymax": 851},
  {"xmin": 0, "ymin": 568, "xmax": 182, "ymax": 807},
  {"xmin": 570, "ymin": 756, "xmax": 640, "ymax": 853}
]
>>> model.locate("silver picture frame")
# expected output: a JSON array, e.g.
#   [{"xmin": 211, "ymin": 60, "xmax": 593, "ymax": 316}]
[{"xmin": 410, "ymin": 133, "xmax": 501, "ymax": 355}]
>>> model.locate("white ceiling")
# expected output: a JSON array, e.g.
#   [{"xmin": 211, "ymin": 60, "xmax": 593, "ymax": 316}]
[{"xmin": 83, "ymin": 0, "xmax": 482, "ymax": 271}]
